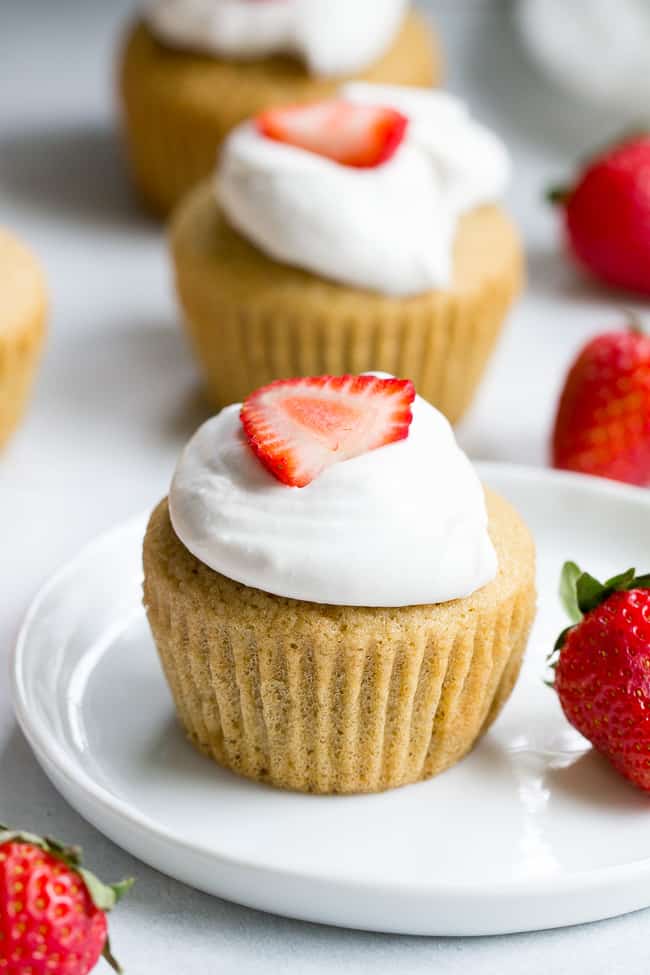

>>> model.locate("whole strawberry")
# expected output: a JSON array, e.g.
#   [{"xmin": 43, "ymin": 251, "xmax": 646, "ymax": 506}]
[
  {"xmin": 550, "ymin": 134, "xmax": 650, "ymax": 294},
  {"xmin": 551, "ymin": 321, "xmax": 650, "ymax": 485},
  {"xmin": 0, "ymin": 826, "xmax": 132, "ymax": 975},
  {"xmin": 549, "ymin": 562, "xmax": 650, "ymax": 791}
]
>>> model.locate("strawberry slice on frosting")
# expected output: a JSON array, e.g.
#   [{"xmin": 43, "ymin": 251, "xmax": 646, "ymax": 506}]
[
  {"xmin": 240, "ymin": 374, "xmax": 415, "ymax": 486},
  {"xmin": 256, "ymin": 99, "xmax": 408, "ymax": 168}
]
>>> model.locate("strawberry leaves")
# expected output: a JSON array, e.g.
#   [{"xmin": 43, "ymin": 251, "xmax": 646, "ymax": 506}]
[
  {"xmin": 559, "ymin": 560, "xmax": 582, "ymax": 623},
  {"xmin": 562, "ymin": 562, "xmax": 650, "ymax": 619},
  {"xmin": 78, "ymin": 868, "xmax": 134, "ymax": 912},
  {"xmin": 0, "ymin": 825, "xmax": 133, "ymax": 972},
  {"xmin": 550, "ymin": 562, "xmax": 650, "ymax": 668},
  {"xmin": 0, "ymin": 825, "xmax": 133, "ymax": 914}
]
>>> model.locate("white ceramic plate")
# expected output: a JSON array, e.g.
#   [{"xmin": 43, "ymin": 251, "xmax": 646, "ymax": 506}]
[{"xmin": 12, "ymin": 464, "xmax": 650, "ymax": 936}]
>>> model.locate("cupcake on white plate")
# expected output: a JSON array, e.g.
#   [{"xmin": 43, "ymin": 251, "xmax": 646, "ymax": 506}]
[{"xmin": 143, "ymin": 371, "xmax": 537, "ymax": 794}]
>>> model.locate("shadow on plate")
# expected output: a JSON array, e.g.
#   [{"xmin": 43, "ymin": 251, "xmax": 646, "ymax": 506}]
[
  {"xmin": 0, "ymin": 122, "xmax": 149, "ymax": 230},
  {"xmin": 545, "ymin": 748, "xmax": 650, "ymax": 813}
]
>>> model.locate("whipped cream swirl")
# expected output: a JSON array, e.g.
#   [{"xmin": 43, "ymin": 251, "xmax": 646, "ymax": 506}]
[
  {"xmin": 144, "ymin": 0, "xmax": 408, "ymax": 77},
  {"xmin": 169, "ymin": 383, "xmax": 497, "ymax": 607},
  {"xmin": 217, "ymin": 83, "xmax": 510, "ymax": 297}
]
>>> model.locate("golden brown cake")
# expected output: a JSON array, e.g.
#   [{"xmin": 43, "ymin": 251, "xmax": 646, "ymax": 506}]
[
  {"xmin": 170, "ymin": 182, "xmax": 523, "ymax": 423},
  {"xmin": 118, "ymin": 12, "xmax": 440, "ymax": 216},
  {"xmin": 0, "ymin": 230, "xmax": 47, "ymax": 448},
  {"xmin": 143, "ymin": 489, "xmax": 536, "ymax": 794}
]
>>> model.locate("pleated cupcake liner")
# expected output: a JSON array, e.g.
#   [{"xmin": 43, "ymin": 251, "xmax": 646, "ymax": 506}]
[
  {"xmin": 143, "ymin": 498, "xmax": 536, "ymax": 794},
  {"xmin": 118, "ymin": 16, "xmax": 440, "ymax": 216},
  {"xmin": 171, "ymin": 185, "xmax": 524, "ymax": 424}
]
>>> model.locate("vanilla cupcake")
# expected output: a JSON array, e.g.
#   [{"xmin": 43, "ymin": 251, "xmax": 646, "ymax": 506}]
[
  {"xmin": 0, "ymin": 231, "xmax": 47, "ymax": 448},
  {"xmin": 143, "ymin": 373, "xmax": 536, "ymax": 794},
  {"xmin": 170, "ymin": 84, "xmax": 523, "ymax": 424},
  {"xmin": 119, "ymin": 0, "xmax": 440, "ymax": 215}
]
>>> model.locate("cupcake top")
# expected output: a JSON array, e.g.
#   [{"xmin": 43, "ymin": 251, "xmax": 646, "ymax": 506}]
[
  {"xmin": 143, "ymin": 0, "xmax": 409, "ymax": 77},
  {"xmin": 169, "ymin": 374, "xmax": 497, "ymax": 607},
  {"xmin": 217, "ymin": 84, "xmax": 510, "ymax": 297}
]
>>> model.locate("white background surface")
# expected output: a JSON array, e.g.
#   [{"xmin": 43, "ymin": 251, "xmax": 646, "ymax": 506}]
[{"xmin": 0, "ymin": 1, "xmax": 647, "ymax": 972}]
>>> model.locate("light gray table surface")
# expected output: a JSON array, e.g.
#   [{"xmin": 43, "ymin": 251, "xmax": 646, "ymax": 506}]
[{"xmin": 1, "ymin": 2, "xmax": 647, "ymax": 972}]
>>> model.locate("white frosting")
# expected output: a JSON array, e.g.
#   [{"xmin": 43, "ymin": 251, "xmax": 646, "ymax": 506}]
[
  {"xmin": 217, "ymin": 84, "xmax": 510, "ymax": 297},
  {"xmin": 169, "ymin": 383, "xmax": 497, "ymax": 607},
  {"xmin": 518, "ymin": 0, "xmax": 650, "ymax": 114},
  {"xmin": 144, "ymin": 0, "xmax": 408, "ymax": 76}
]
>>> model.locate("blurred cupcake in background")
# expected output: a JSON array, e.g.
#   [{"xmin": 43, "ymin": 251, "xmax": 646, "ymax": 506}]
[
  {"xmin": 118, "ymin": 0, "xmax": 440, "ymax": 215},
  {"xmin": 517, "ymin": 0, "xmax": 650, "ymax": 115},
  {"xmin": 170, "ymin": 84, "xmax": 523, "ymax": 423},
  {"xmin": 0, "ymin": 230, "xmax": 47, "ymax": 449}
]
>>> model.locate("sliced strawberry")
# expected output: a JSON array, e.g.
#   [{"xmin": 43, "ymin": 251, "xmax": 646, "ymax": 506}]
[
  {"xmin": 256, "ymin": 100, "xmax": 408, "ymax": 169},
  {"xmin": 240, "ymin": 374, "xmax": 416, "ymax": 487}
]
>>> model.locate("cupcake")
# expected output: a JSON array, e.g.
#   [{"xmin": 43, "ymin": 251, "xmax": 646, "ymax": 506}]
[
  {"xmin": 119, "ymin": 0, "xmax": 440, "ymax": 215},
  {"xmin": 0, "ymin": 230, "xmax": 47, "ymax": 448},
  {"xmin": 170, "ymin": 84, "xmax": 523, "ymax": 424},
  {"xmin": 143, "ymin": 373, "xmax": 536, "ymax": 794}
]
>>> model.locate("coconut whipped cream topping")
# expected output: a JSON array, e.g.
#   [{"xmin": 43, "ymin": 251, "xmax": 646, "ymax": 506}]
[
  {"xmin": 169, "ymin": 381, "xmax": 497, "ymax": 607},
  {"xmin": 144, "ymin": 0, "xmax": 408, "ymax": 76},
  {"xmin": 217, "ymin": 83, "xmax": 510, "ymax": 297}
]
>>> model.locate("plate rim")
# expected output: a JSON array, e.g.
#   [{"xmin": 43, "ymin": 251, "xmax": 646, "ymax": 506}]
[{"xmin": 12, "ymin": 462, "xmax": 650, "ymax": 904}]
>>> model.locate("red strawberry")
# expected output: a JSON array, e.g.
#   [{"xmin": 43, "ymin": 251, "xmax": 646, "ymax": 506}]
[
  {"xmin": 551, "ymin": 321, "xmax": 650, "ymax": 485},
  {"xmin": 0, "ymin": 826, "xmax": 132, "ymax": 975},
  {"xmin": 549, "ymin": 562, "xmax": 650, "ymax": 792},
  {"xmin": 240, "ymin": 374, "xmax": 415, "ymax": 487},
  {"xmin": 256, "ymin": 99, "xmax": 408, "ymax": 168},
  {"xmin": 550, "ymin": 134, "xmax": 650, "ymax": 294}
]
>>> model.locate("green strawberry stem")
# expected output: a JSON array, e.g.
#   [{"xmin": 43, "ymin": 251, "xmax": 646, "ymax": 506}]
[
  {"xmin": 547, "ymin": 563, "xmax": 650, "ymax": 680},
  {"xmin": 546, "ymin": 184, "xmax": 571, "ymax": 206},
  {"xmin": 103, "ymin": 936, "xmax": 123, "ymax": 973},
  {"xmin": 0, "ymin": 825, "xmax": 133, "ymax": 973}
]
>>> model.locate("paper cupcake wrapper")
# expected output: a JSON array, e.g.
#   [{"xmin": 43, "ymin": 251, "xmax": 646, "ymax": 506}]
[
  {"xmin": 118, "ymin": 16, "xmax": 440, "ymax": 215},
  {"xmin": 172, "ymin": 186, "xmax": 523, "ymax": 424},
  {"xmin": 143, "ymin": 498, "xmax": 536, "ymax": 794}
]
